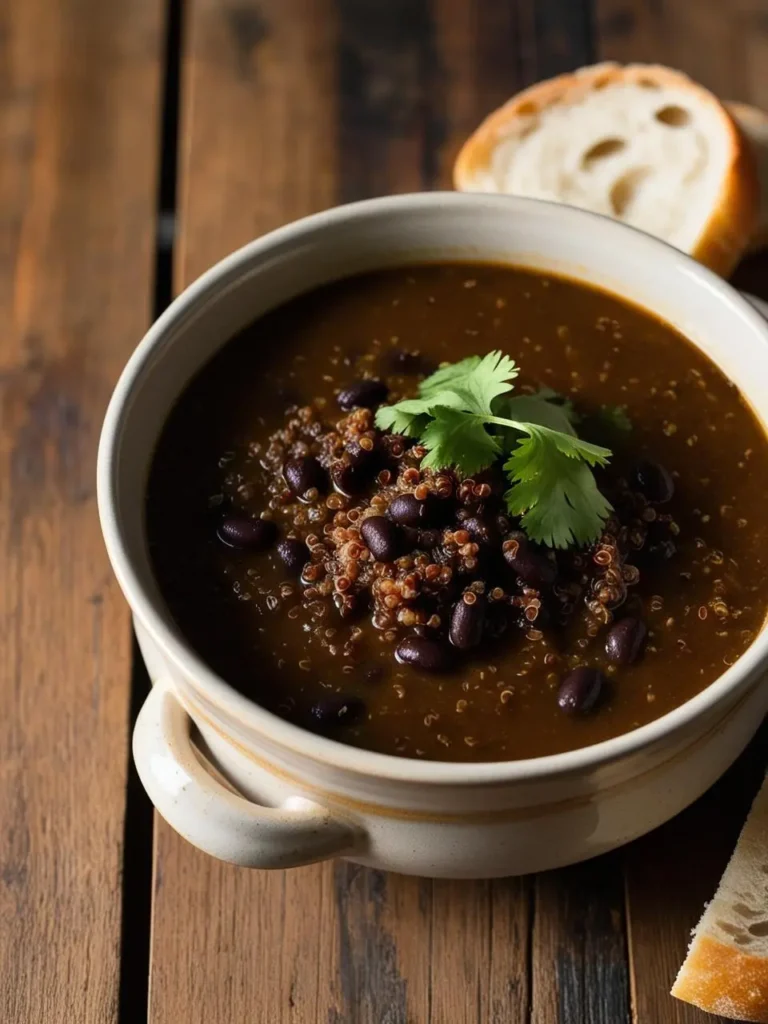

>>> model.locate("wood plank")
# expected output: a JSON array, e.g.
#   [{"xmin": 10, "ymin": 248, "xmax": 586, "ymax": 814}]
[
  {"xmin": 152, "ymin": 2, "xmax": 539, "ymax": 1022},
  {"xmin": 622, "ymin": 735, "xmax": 767, "ymax": 1024},
  {"xmin": 428, "ymin": 876, "xmax": 530, "ymax": 1023},
  {"xmin": 151, "ymin": 1, "xmax": 638, "ymax": 1022},
  {"xmin": 152, "ymin": 2, "xmax": 339, "ymax": 1021},
  {"xmin": 596, "ymin": 0, "xmax": 762, "ymax": 103},
  {"xmin": 174, "ymin": 0, "xmax": 338, "ymax": 289},
  {"xmin": 595, "ymin": 4, "xmax": 768, "ymax": 1020},
  {"xmin": 532, "ymin": 856, "xmax": 629, "ymax": 1024},
  {"xmin": 156, "ymin": 1, "xmax": 768, "ymax": 1020},
  {"xmin": 0, "ymin": 1, "xmax": 163, "ymax": 1022},
  {"xmin": 517, "ymin": 4, "xmax": 633, "ymax": 1021}
]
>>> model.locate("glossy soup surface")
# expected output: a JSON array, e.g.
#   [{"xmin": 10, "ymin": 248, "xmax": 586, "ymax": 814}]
[{"xmin": 147, "ymin": 264, "xmax": 768, "ymax": 761}]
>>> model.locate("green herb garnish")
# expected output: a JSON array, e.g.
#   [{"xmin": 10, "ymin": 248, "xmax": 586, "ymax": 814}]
[
  {"xmin": 375, "ymin": 351, "xmax": 612, "ymax": 549},
  {"xmin": 598, "ymin": 404, "xmax": 632, "ymax": 433}
]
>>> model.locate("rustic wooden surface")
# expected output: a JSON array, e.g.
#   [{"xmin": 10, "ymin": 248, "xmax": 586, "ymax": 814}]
[
  {"xmin": 4, "ymin": 0, "xmax": 768, "ymax": 1022},
  {"xmin": 0, "ymin": 1, "xmax": 163, "ymax": 1023},
  {"xmin": 592, "ymin": 6, "xmax": 768, "ymax": 1022},
  {"xmin": 149, "ymin": 1, "xmax": 768, "ymax": 1023}
]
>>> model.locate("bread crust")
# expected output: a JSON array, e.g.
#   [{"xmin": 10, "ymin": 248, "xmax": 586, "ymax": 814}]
[
  {"xmin": 672, "ymin": 934, "xmax": 768, "ymax": 1022},
  {"xmin": 726, "ymin": 100, "xmax": 768, "ymax": 251},
  {"xmin": 453, "ymin": 62, "xmax": 760, "ymax": 278}
]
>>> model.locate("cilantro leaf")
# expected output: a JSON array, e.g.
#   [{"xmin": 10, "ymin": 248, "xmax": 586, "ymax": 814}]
[
  {"xmin": 532, "ymin": 387, "xmax": 580, "ymax": 427},
  {"xmin": 372, "ymin": 352, "xmax": 614, "ymax": 549},
  {"xmin": 419, "ymin": 356, "xmax": 482, "ymax": 397},
  {"xmin": 417, "ymin": 389, "xmax": 467, "ymax": 412},
  {"xmin": 598, "ymin": 404, "xmax": 632, "ymax": 433},
  {"xmin": 515, "ymin": 386, "xmax": 580, "ymax": 429},
  {"xmin": 375, "ymin": 400, "xmax": 430, "ymax": 437},
  {"xmin": 445, "ymin": 351, "xmax": 519, "ymax": 415},
  {"xmin": 503, "ymin": 425, "xmax": 611, "ymax": 548},
  {"xmin": 420, "ymin": 350, "xmax": 518, "ymax": 416},
  {"xmin": 496, "ymin": 394, "xmax": 577, "ymax": 437},
  {"xmin": 375, "ymin": 390, "xmax": 466, "ymax": 435},
  {"xmin": 378, "ymin": 350, "xmax": 517, "ymax": 433},
  {"xmin": 421, "ymin": 408, "xmax": 501, "ymax": 475}
]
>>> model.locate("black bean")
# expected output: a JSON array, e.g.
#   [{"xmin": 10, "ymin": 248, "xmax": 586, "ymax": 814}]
[
  {"xmin": 276, "ymin": 537, "xmax": 309, "ymax": 575},
  {"xmin": 334, "ymin": 444, "xmax": 382, "ymax": 497},
  {"xmin": 217, "ymin": 516, "xmax": 277, "ymax": 551},
  {"xmin": 345, "ymin": 439, "xmax": 377, "ymax": 469},
  {"xmin": 380, "ymin": 432, "xmax": 415, "ymax": 458},
  {"xmin": 496, "ymin": 514, "xmax": 512, "ymax": 534},
  {"xmin": 605, "ymin": 616, "xmax": 647, "ymax": 665},
  {"xmin": 485, "ymin": 602, "xmax": 511, "ymax": 639},
  {"xmin": 337, "ymin": 378, "xmax": 389, "ymax": 411},
  {"xmin": 331, "ymin": 460, "xmax": 367, "ymax": 497},
  {"xmin": 417, "ymin": 528, "xmax": 443, "ymax": 551},
  {"xmin": 631, "ymin": 460, "xmax": 674, "ymax": 504},
  {"xmin": 361, "ymin": 515, "xmax": 403, "ymax": 562},
  {"xmin": 449, "ymin": 592, "xmax": 486, "ymax": 650},
  {"xmin": 388, "ymin": 492, "xmax": 436, "ymax": 527},
  {"xmin": 284, "ymin": 456, "xmax": 328, "ymax": 499},
  {"xmin": 395, "ymin": 635, "xmax": 452, "ymax": 673},
  {"xmin": 399, "ymin": 526, "xmax": 420, "ymax": 551},
  {"xmin": 463, "ymin": 515, "xmax": 498, "ymax": 546},
  {"xmin": 309, "ymin": 695, "xmax": 366, "ymax": 728},
  {"xmin": 557, "ymin": 667, "xmax": 605, "ymax": 714},
  {"xmin": 503, "ymin": 532, "xmax": 557, "ymax": 589}
]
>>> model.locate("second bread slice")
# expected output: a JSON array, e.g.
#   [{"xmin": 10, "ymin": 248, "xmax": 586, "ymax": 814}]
[
  {"xmin": 672, "ymin": 773, "xmax": 768, "ymax": 1021},
  {"xmin": 454, "ymin": 63, "xmax": 759, "ymax": 277}
]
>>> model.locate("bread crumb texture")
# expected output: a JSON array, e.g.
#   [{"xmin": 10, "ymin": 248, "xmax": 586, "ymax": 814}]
[
  {"xmin": 673, "ymin": 774, "xmax": 768, "ymax": 1022},
  {"xmin": 726, "ymin": 101, "xmax": 768, "ymax": 250},
  {"xmin": 455, "ymin": 62, "xmax": 759, "ymax": 278}
]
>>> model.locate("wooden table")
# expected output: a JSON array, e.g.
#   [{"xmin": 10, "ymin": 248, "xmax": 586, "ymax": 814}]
[{"xmin": 3, "ymin": 1, "xmax": 768, "ymax": 1021}]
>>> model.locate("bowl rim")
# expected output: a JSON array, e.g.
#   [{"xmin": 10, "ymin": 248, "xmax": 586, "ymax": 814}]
[{"xmin": 98, "ymin": 191, "xmax": 768, "ymax": 786}]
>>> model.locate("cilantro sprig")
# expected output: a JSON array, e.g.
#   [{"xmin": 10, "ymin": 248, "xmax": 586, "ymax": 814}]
[{"xmin": 375, "ymin": 351, "xmax": 612, "ymax": 549}]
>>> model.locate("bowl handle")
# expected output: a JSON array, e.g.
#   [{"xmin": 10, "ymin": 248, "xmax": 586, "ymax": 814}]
[{"xmin": 133, "ymin": 681, "xmax": 363, "ymax": 868}]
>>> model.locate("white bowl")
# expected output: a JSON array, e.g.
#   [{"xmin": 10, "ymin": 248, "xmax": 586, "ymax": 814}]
[{"xmin": 98, "ymin": 193, "xmax": 768, "ymax": 878}]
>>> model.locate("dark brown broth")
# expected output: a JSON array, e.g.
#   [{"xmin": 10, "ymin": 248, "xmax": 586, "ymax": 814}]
[{"xmin": 147, "ymin": 264, "xmax": 768, "ymax": 761}]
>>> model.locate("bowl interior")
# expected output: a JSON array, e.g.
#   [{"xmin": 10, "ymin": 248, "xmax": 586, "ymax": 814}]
[{"xmin": 99, "ymin": 193, "xmax": 768, "ymax": 780}]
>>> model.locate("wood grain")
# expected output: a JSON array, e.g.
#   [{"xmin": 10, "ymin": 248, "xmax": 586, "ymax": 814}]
[
  {"xmin": 0, "ymin": 1, "xmax": 163, "ymax": 1022},
  {"xmin": 518, "ymin": 5, "xmax": 632, "ymax": 1022},
  {"xmin": 151, "ymin": 2, "xmax": 535, "ymax": 1022},
  {"xmin": 623, "ymin": 737, "xmax": 768, "ymax": 1024},
  {"xmin": 175, "ymin": 0, "xmax": 338, "ymax": 289},
  {"xmin": 532, "ymin": 856, "xmax": 629, "ymax": 1024},
  {"xmin": 152, "ymin": 3, "xmax": 338, "ymax": 1022},
  {"xmin": 150, "ymin": 1, "xmax": 768, "ymax": 1022},
  {"xmin": 595, "ymin": 5, "xmax": 768, "ymax": 1021},
  {"xmin": 151, "ymin": 2, "xmax": 634, "ymax": 1022},
  {"xmin": 595, "ymin": 0, "xmax": 765, "ymax": 104}
]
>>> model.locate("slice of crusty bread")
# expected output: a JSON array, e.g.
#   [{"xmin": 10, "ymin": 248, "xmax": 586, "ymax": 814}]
[
  {"xmin": 727, "ymin": 101, "xmax": 768, "ymax": 251},
  {"xmin": 672, "ymin": 774, "xmax": 768, "ymax": 1021},
  {"xmin": 454, "ymin": 63, "xmax": 759, "ymax": 278}
]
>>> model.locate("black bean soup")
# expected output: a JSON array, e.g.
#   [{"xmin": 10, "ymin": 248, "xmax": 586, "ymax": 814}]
[{"xmin": 146, "ymin": 264, "xmax": 768, "ymax": 761}]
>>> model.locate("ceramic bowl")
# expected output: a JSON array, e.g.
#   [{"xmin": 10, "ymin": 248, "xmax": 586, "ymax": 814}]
[{"xmin": 98, "ymin": 193, "xmax": 768, "ymax": 878}]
